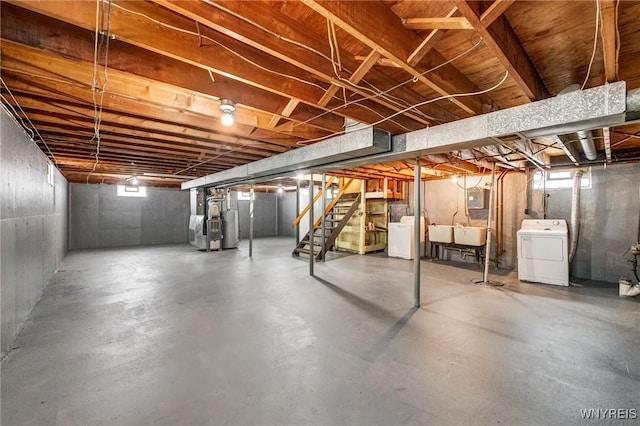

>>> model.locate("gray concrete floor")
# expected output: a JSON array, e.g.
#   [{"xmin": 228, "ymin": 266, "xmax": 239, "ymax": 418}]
[{"xmin": 2, "ymin": 237, "xmax": 639, "ymax": 425}]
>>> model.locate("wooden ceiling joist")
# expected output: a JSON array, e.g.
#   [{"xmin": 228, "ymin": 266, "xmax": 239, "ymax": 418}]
[
  {"xmin": 454, "ymin": 0, "xmax": 550, "ymax": 101},
  {"xmin": 402, "ymin": 17, "xmax": 473, "ymax": 31},
  {"xmin": 600, "ymin": 0, "xmax": 619, "ymax": 83},
  {"xmin": 407, "ymin": 6, "xmax": 458, "ymax": 67},
  {"xmin": 479, "ymin": 0, "xmax": 516, "ymax": 27},
  {"xmin": 3, "ymin": 0, "xmax": 640, "ymax": 186},
  {"xmin": 185, "ymin": 0, "xmax": 459, "ymax": 124},
  {"xmin": 300, "ymin": 0, "xmax": 492, "ymax": 116}
]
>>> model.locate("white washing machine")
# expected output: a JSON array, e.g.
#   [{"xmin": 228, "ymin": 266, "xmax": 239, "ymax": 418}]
[{"xmin": 517, "ymin": 219, "xmax": 569, "ymax": 286}]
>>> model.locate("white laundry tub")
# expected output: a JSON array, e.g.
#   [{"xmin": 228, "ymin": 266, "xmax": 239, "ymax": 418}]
[
  {"xmin": 428, "ymin": 225, "xmax": 454, "ymax": 243},
  {"xmin": 454, "ymin": 226, "xmax": 487, "ymax": 246}
]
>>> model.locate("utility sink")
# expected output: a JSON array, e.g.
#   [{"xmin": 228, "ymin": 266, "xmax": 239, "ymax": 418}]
[
  {"xmin": 454, "ymin": 226, "xmax": 487, "ymax": 246},
  {"xmin": 428, "ymin": 225, "xmax": 454, "ymax": 243}
]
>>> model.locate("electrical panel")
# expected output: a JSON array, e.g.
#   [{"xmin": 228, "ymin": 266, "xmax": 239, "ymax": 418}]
[{"xmin": 466, "ymin": 188, "xmax": 487, "ymax": 210}]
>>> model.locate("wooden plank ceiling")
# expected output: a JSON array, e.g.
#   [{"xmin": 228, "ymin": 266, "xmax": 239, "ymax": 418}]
[{"xmin": 2, "ymin": 0, "xmax": 640, "ymax": 187}]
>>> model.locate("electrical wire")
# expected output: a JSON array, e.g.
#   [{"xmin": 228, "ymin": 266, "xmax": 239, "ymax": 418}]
[
  {"xmin": 0, "ymin": 93, "xmax": 34, "ymax": 139},
  {"xmin": 581, "ymin": 0, "xmax": 601, "ymax": 90},
  {"xmin": 87, "ymin": 0, "xmax": 112, "ymax": 184},
  {"xmin": 197, "ymin": 0, "xmax": 482, "ymax": 127},
  {"xmin": 181, "ymin": 66, "xmax": 505, "ymax": 173},
  {"xmin": 614, "ymin": 0, "xmax": 621, "ymax": 81},
  {"xmin": 0, "ymin": 77, "xmax": 58, "ymax": 165},
  {"xmin": 104, "ymin": 3, "xmax": 492, "ymax": 172},
  {"xmin": 111, "ymin": 1, "xmax": 485, "ymax": 142},
  {"xmin": 202, "ymin": 0, "xmax": 436, "ymax": 123},
  {"xmin": 455, "ymin": 174, "xmax": 484, "ymax": 190},
  {"xmin": 289, "ymin": 37, "xmax": 484, "ymax": 133},
  {"xmin": 110, "ymin": 2, "xmax": 328, "ymax": 93},
  {"xmin": 297, "ymin": 70, "xmax": 510, "ymax": 145}
]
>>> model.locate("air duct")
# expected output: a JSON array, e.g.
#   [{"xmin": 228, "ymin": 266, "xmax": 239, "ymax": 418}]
[
  {"xmin": 558, "ymin": 84, "xmax": 598, "ymax": 161},
  {"xmin": 576, "ymin": 130, "xmax": 598, "ymax": 160}
]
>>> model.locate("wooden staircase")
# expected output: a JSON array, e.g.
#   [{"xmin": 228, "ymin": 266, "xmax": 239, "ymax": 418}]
[{"xmin": 292, "ymin": 193, "xmax": 361, "ymax": 260}]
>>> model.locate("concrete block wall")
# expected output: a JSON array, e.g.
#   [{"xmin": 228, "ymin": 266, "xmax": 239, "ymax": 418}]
[
  {"xmin": 277, "ymin": 191, "xmax": 297, "ymax": 238},
  {"xmin": 1, "ymin": 109, "xmax": 68, "ymax": 356},
  {"xmin": 544, "ymin": 163, "xmax": 640, "ymax": 283},
  {"xmin": 69, "ymin": 183, "xmax": 189, "ymax": 249},
  {"xmin": 237, "ymin": 192, "xmax": 278, "ymax": 239}
]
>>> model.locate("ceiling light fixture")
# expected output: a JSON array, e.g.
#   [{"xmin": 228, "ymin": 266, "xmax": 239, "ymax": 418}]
[
  {"xmin": 219, "ymin": 99, "xmax": 235, "ymax": 127},
  {"xmin": 451, "ymin": 175, "xmax": 458, "ymax": 184},
  {"xmin": 126, "ymin": 175, "xmax": 139, "ymax": 185}
]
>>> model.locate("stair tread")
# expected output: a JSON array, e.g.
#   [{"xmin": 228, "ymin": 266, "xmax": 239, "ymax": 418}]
[{"xmin": 301, "ymin": 240, "xmax": 323, "ymax": 246}]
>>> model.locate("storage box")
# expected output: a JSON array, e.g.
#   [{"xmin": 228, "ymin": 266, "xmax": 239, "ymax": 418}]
[
  {"xmin": 428, "ymin": 225, "xmax": 454, "ymax": 243},
  {"xmin": 454, "ymin": 226, "xmax": 487, "ymax": 246}
]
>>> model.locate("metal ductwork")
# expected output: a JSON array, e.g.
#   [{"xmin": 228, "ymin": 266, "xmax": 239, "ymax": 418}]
[
  {"xmin": 557, "ymin": 84, "xmax": 598, "ymax": 161},
  {"xmin": 576, "ymin": 130, "xmax": 598, "ymax": 160}
]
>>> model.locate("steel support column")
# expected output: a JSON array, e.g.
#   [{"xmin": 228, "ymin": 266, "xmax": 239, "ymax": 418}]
[
  {"xmin": 321, "ymin": 173, "xmax": 326, "ymax": 262},
  {"xmin": 309, "ymin": 174, "xmax": 314, "ymax": 276},
  {"xmin": 249, "ymin": 185, "xmax": 254, "ymax": 258},
  {"xmin": 482, "ymin": 163, "xmax": 497, "ymax": 282},
  {"xmin": 295, "ymin": 178, "xmax": 300, "ymax": 244},
  {"xmin": 414, "ymin": 160, "xmax": 421, "ymax": 308}
]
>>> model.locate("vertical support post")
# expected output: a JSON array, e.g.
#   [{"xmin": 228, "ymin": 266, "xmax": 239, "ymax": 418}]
[
  {"xmin": 483, "ymin": 163, "xmax": 497, "ymax": 283},
  {"xmin": 321, "ymin": 173, "xmax": 326, "ymax": 262},
  {"xmin": 414, "ymin": 160, "xmax": 421, "ymax": 308},
  {"xmin": 206, "ymin": 220, "xmax": 211, "ymax": 252},
  {"xmin": 295, "ymin": 178, "xmax": 300, "ymax": 244},
  {"xmin": 309, "ymin": 173, "xmax": 314, "ymax": 275},
  {"xmin": 359, "ymin": 179, "xmax": 366, "ymax": 255},
  {"xmin": 249, "ymin": 185, "xmax": 254, "ymax": 258},
  {"xmin": 275, "ymin": 189, "xmax": 279, "ymax": 237}
]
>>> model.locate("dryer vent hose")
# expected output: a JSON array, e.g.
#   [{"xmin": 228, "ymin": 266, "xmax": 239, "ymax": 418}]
[{"xmin": 568, "ymin": 170, "xmax": 584, "ymax": 263}]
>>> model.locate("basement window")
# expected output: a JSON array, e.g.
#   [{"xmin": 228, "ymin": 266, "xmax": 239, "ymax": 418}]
[
  {"xmin": 117, "ymin": 185, "xmax": 147, "ymax": 197},
  {"xmin": 237, "ymin": 191, "xmax": 251, "ymax": 201},
  {"xmin": 533, "ymin": 168, "xmax": 591, "ymax": 190}
]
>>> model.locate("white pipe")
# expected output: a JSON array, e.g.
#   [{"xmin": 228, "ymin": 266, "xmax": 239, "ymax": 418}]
[{"xmin": 568, "ymin": 170, "xmax": 584, "ymax": 263}]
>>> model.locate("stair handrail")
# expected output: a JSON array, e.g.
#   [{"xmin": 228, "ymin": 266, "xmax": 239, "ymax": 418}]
[
  {"xmin": 313, "ymin": 178, "xmax": 355, "ymax": 228},
  {"xmin": 291, "ymin": 176, "xmax": 336, "ymax": 227},
  {"xmin": 318, "ymin": 193, "xmax": 361, "ymax": 258}
]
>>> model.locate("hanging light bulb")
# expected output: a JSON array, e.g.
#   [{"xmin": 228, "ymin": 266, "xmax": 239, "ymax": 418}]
[
  {"xmin": 451, "ymin": 175, "xmax": 458, "ymax": 184},
  {"xmin": 219, "ymin": 99, "xmax": 235, "ymax": 126}
]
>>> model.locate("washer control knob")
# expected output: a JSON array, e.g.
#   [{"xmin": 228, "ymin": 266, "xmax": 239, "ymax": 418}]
[{"xmin": 552, "ymin": 220, "xmax": 560, "ymax": 226}]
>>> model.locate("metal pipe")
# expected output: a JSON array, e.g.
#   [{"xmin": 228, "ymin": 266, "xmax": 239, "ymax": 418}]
[
  {"xmin": 414, "ymin": 160, "xmax": 421, "ymax": 308},
  {"xmin": 482, "ymin": 163, "xmax": 496, "ymax": 283},
  {"xmin": 568, "ymin": 170, "xmax": 584, "ymax": 263},
  {"xmin": 321, "ymin": 173, "xmax": 326, "ymax": 262},
  {"xmin": 309, "ymin": 173, "xmax": 314, "ymax": 276},
  {"xmin": 576, "ymin": 130, "xmax": 598, "ymax": 160},
  {"xmin": 295, "ymin": 178, "xmax": 300, "ymax": 244},
  {"xmin": 249, "ymin": 185, "xmax": 254, "ymax": 258}
]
